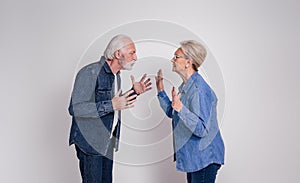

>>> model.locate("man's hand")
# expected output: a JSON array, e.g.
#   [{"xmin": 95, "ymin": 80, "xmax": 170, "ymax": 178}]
[
  {"xmin": 131, "ymin": 74, "xmax": 152, "ymax": 95},
  {"xmin": 171, "ymin": 87, "xmax": 183, "ymax": 112},
  {"xmin": 112, "ymin": 90, "xmax": 137, "ymax": 110},
  {"xmin": 155, "ymin": 69, "xmax": 164, "ymax": 93}
]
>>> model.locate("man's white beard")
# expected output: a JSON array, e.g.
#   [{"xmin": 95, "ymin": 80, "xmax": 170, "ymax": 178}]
[{"xmin": 119, "ymin": 59, "xmax": 135, "ymax": 70}]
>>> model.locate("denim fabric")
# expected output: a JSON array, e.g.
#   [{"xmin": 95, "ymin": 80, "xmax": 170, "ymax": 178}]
[
  {"xmin": 187, "ymin": 163, "xmax": 221, "ymax": 183},
  {"xmin": 68, "ymin": 56, "xmax": 121, "ymax": 156},
  {"xmin": 157, "ymin": 72, "xmax": 225, "ymax": 172},
  {"xmin": 76, "ymin": 145, "xmax": 113, "ymax": 183}
]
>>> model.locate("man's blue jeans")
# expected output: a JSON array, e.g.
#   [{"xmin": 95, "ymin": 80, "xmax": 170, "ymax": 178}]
[
  {"xmin": 75, "ymin": 145, "xmax": 113, "ymax": 183},
  {"xmin": 187, "ymin": 163, "xmax": 221, "ymax": 183}
]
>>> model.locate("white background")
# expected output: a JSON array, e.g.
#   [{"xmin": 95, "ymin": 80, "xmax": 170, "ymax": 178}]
[{"xmin": 1, "ymin": 0, "xmax": 299, "ymax": 182}]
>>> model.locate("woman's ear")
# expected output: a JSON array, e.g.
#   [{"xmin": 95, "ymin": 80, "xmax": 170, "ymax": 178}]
[{"xmin": 186, "ymin": 59, "xmax": 193, "ymax": 67}]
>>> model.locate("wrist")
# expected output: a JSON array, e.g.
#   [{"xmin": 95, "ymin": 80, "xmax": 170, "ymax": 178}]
[
  {"xmin": 174, "ymin": 103, "xmax": 183, "ymax": 112},
  {"xmin": 157, "ymin": 87, "xmax": 164, "ymax": 93},
  {"xmin": 131, "ymin": 87, "xmax": 140, "ymax": 95}
]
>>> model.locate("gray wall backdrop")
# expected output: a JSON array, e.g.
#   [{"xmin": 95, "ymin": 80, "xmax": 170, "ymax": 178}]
[{"xmin": 1, "ymin": 0, "xmax": 299, "ymax": 183}]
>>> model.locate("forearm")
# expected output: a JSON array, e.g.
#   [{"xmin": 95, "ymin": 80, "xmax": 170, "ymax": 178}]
[
  {"xmin": 157, "ymin": 90, "xmax": 173, "ymax": 118},
  {"xmin": 178, "ymin": 105, "xmax": 208, "ymax": 137},
  {"xmin": 70, "ymin": 101, "xmax": 100, "ymax": 118}
]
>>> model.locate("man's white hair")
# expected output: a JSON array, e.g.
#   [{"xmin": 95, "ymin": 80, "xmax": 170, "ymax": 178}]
[{"xmin": 103, "ymin": 34, "xmax": 133, "ymax": 60}]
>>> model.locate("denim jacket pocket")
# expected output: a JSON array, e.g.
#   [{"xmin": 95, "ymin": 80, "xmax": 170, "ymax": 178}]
[
  {"xmin": 95, "ymin": 90, "xmax": 112, "ymax": 101},
  {"xmin": 95, "ymin": 90, "xmax": 114, "ymax": 115}
]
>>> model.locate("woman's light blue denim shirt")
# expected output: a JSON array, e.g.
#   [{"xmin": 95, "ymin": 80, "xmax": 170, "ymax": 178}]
[{"xmin": 157, "ymin": 72, "xmax": 225, "ymax": 172}]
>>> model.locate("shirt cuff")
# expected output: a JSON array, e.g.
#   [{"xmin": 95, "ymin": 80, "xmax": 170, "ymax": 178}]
[
  {"xmin": 131, "ymin": 87, "xmax": 140, "ymax": 96},
  {"xmin": 157, "ymin": 90, "xmax": 167, "ymax": 97}
]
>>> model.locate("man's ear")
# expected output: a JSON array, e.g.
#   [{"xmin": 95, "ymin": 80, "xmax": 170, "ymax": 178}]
[{"xmin": 114, "ymin": 50, "xmax": 121, "ymax": 59}]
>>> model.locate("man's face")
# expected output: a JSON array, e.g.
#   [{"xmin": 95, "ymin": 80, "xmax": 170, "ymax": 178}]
[{"xmin": 119, "ymin": 43, "xmax": 137, "ymax": 70}]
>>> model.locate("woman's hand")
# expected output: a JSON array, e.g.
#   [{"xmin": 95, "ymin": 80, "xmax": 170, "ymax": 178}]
[
  {"xmin": 171, "ymin": 87, "xmax": 183, "ymax": 112},
  {"xmin": 155, "ymin": 69, "xmax": 164, "ymax": 93}
]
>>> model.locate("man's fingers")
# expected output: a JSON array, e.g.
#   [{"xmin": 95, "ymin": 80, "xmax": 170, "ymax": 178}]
[
  {"xmin": 127, "ymin": 99, "xmax": 136, "ymax": 105},
  {"xmin": 144, "ymin": 78, "xmax": 151, "ymax": 84},
  {"xmin": 123, "ymin": 99, "xmax": 135, "ymax": 109},
  {"xmin": 145, "ymin": 81, "xmax": 152, "ymax": 87},
  {"xmin": 146, "ymin": 84, "xmax": 152, "ymax": 89},
  {"xmin": 124, "ymin": 104, "xmax": 135, "ymax": 109},
  {"xmin": 144, "ymin": 87, "xmax": 152, "ymax": 92},
  {"xmin": 125, "ymin": 90, "xmax": 134, "ymax": 96},
  {"xmin": 126, "ymin": 94, "xmax": 137, "ymax": 101},
  {"xmin": 115, "ymin": 89, "xmax": 122, "ymax": 96},
  {"xmin": 138, "ymin": 74, "xmax": 146, "ymax": 83}
]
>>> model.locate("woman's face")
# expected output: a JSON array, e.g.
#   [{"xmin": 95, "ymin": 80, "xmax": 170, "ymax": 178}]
[{"xmin": 171, "ymin": 48, "xmax": 188, "ymax": 75}]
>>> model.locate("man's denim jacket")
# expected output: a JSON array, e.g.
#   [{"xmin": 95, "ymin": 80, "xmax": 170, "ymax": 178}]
[
  {"xmin": 157, "ymin": 72, "xmax": 225, "ymax": 172},
  {"xmin": 68, "ymin": 56, "xmax": 121, "ymax": 156}
]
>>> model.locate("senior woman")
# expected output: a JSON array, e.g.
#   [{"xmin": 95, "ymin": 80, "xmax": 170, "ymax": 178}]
[{"xmin": 155, "ymin": 40, "xmax": 225, "ymax": 183}]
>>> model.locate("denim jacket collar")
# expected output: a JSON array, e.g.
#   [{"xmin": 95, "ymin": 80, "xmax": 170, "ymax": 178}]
[
  {"xmin": 179, "ymin": 72, "xmax": 198, "ymax": 94},
  {"xmin": 100, "ymin": 56, "xmax": 120, "ymax": 75}
]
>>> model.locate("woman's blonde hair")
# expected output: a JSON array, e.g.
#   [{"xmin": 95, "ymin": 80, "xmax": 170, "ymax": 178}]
[{"xmin": 180, "ymin": 40, "xmax": 207, "ymax": 71}]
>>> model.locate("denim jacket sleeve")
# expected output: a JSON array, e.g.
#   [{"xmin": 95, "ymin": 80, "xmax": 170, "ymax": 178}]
[
  {"xmin": 157, "ymin": 90, "xmax": 174, "ymax": 118},
  {"xmin": 177, "ymin": 91, "xmax": 211, "ymax": 137},
  {"xmin": 68, "ymin": 64, "xmax": 113, "ymax": 118}
]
